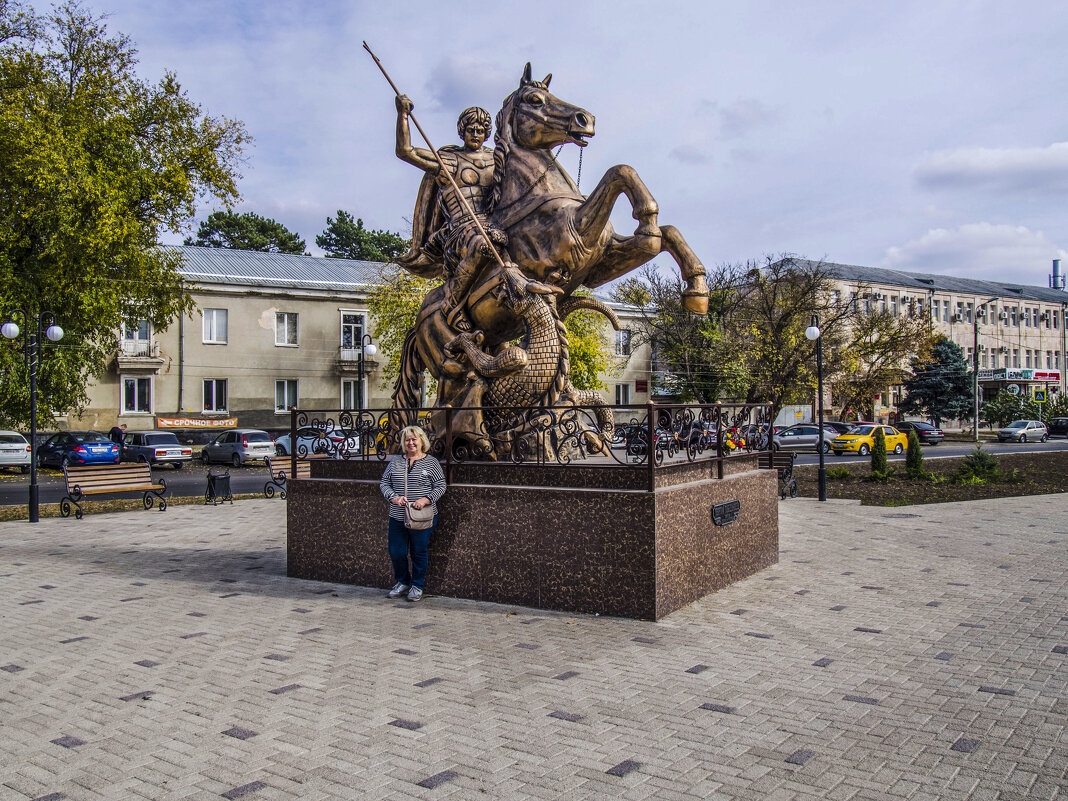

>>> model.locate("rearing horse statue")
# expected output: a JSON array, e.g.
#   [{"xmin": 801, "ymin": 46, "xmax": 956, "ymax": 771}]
[{"xmin": 392, "ymin": 64, "xmax": 708, "ymax": 457}]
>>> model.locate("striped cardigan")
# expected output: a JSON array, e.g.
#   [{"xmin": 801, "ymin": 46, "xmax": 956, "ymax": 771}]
[{"xmin": 379, "ymin": 455, "xmax": 447, "ymax": 522}]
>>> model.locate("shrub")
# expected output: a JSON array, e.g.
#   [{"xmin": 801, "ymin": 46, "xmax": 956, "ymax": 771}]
[
  {"xmin": 905, "ymin": 430, "xmax": 926, "ymax": 478},
  {"xmin": 958, "ymin": 445, "xmax": 1000, "ymax": 481},
  {"xmin": 871, "ymin": 427, "xmax": 887, "ymax": 474},
  {"xmin": 864, "ymin": 465, "xmax": 896, "ymax": 483},
  {"xmin": 825, "ymin": 466, "xmax": 852, "ymax": 480}
]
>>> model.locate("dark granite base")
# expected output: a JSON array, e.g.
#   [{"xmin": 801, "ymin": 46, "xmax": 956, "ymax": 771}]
[{"xmin": 287, "ymin": 457, "xmax": 778, "ymax": 620}]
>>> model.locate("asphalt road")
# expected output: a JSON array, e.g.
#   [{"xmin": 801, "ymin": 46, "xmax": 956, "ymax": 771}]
[
  {"xmin": 0, "ymin": 460, "xmax": 283, "ymax": 506},
  {"xmin": 3, "ymin": 438, "xmax": 1066, "ymax": 506},
  {"xmin": 791, "ymin": 436, "xmax": 1068, "ymax": 465}
]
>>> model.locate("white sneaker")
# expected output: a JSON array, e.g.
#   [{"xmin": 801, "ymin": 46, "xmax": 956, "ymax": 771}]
[
  {"xmin": 407, "ymin": 586, "xmax": 423, "ymax": 602},
  {"xmin": 387, "ymin": 582, "xmax": 410, "ymax": 599}
]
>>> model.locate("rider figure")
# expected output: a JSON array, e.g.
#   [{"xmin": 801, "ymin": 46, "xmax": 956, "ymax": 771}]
[{"xmin": 395, "ymin": 95, "xmax": 506, "ymax": 332}]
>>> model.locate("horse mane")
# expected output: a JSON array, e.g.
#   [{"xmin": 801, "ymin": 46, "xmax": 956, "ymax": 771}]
[{"xmin": 487, "ymin": 78, "xmax": 549, "ymax": 214}]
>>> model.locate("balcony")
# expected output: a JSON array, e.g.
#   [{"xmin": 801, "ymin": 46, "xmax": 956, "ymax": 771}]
[
  {"xmin": 335, "ymin": 346, "xmax": 379, "ymax": 376},
  {"xmin": 115, "ymin": 339, "xmax": 166, "ymax": 372}
]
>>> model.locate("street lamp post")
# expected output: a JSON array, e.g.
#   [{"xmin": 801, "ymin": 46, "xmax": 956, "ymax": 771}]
[
  {"xmin": 805, "ymin": 315, "xmax": 827, "ymax": 502},
  {"xmin": 2, "ymin": 309, "xmax": 64, "ymax": 523},
  {"xmin": 355, "ymin": 334, "xmax": 377, "ymax": 410}
]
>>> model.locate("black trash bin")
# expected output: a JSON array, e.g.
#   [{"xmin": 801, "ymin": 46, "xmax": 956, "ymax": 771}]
[{"xmin": 205, "ymin": 468, "xmax": 233, "ymax": 505}]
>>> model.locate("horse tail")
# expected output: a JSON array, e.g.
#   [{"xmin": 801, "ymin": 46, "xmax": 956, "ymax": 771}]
[
  {"xmin": 390, "ymin": 328, "xmax": 424, "ymax": 434},
  {"xmin": 558, "ymin": 295, "xmax": 622, "ymax": 330}
]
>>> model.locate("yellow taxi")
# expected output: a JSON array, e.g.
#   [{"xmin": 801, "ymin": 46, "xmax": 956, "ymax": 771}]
[{"xmin": 831, "ymin": 424, "xmax": 909, "ymax": 456}]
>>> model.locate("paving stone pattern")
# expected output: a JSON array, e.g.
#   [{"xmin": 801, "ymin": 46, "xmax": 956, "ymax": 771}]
[{"xmin": 0, "ymin": 496, "xmax": 1066, "ymax": 800}]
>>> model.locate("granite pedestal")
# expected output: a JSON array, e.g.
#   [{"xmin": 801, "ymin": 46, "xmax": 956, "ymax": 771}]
[{"xmin": 286, "ymin": 455, "xmax": 779, "ymax": 620}]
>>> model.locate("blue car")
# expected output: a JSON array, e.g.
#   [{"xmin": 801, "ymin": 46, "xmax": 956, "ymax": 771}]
[{"xmin": 37, "ymin": 430, "xmax": 120, "ymax": 468}]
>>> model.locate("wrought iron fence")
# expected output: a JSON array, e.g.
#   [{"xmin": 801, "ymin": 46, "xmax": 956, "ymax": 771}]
[{"xmin": 287, "ymin": 402, "xmax": 774, "ymax": 482}]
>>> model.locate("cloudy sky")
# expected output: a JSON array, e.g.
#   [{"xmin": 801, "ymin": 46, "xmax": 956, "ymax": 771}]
[{"xmin": 88, "ymin": 0, "xmax": 1067, "ymax": 287}]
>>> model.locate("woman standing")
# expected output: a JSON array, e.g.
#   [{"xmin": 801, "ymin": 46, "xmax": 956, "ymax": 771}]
[{"xmin": 379, "ymin": 426, "xmax": 446, "ymax": 602}]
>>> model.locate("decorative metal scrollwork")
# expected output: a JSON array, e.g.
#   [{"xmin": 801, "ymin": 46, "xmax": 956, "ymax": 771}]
[{"xmin": 286, "ymin": 402, "xmax": 773, "ymax": 472}]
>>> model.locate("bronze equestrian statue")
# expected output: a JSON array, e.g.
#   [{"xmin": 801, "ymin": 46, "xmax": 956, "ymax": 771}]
[{"xmin": 385, "ymin": 61, "xmax": 708, "ymax": 459}]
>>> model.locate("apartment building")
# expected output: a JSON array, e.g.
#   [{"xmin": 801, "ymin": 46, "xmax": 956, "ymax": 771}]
[
  {"xmin": 72, "ymin": 246, "xmax": 646, "ymax": 431},
  {"xmin": 816, "ymin": 260, "xmax": 1068, "ymax": 422}
]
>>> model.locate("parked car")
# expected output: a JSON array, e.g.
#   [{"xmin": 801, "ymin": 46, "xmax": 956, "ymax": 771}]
[
  {"xmin": 1046, "ymin": 418, "xmax": 1068, "ymax": 438},
  {"xmin": 821, "ymin": 421, "xmax": 855, "ymax": 435},
  {"xmin": 772, "ymin": 424, "xmax": 838, "ymax": 453},
  {"xmin": 274, "ymin": 425, "xmax": 351, "ymax": 457},
  {"xmin": 121, "ymin": 431, "xmax": 193, "ymax": 468},
  {"xmin": 831, "ymin": 424, "xmax": 908, "ymax": 457},
  {"xmin": 894, "ymin": 420, "xmax": 945, "ymax": 445},
  {"xmin": 37, "ymin": 431, "xmax": 120, "ymax": 468},
  {"xmin": 997, "ymin": 419, "xmax": 1048, "ymax": 443},
  {"xmin": 0, "ymin": 430, "xmax": 31, "ymax": 473},
  {"xmin": 201, "ymin": 429, "xmax": 276, "ymax": 466}
]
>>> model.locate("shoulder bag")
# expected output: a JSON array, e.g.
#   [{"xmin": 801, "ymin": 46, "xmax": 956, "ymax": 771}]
[{"xmin": 403, "ymin": 458, "xmax": 435, "ymax": 530}]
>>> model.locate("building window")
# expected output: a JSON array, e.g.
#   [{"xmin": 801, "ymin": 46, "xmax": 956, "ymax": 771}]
[
  {"xmin": 615, "ymin": 384, "xmax": 631, "ymax": 405},
  {"xmin": 967, "ymin": 347, "xmax": 974, "ymax": 365},
  {"xmin": 830, "ymin": 290, "xmax": 840, "ymax": 307},
  {"xmin": 120, "ymin": 319, "xmax": 152, "ymax": 356},
  {"xmin": 1025, "ymin": 350, "xmax": 1032, "ymax": 368},
  {"xmin": 615, "ymin": 329, "xmax": 632, "ymax": 357},
  {"xmin": 1047, "ymin": 351, "xmax": 1053, "ymax": 369},
  {"xmin": 275, "ymin": 379, "xmax": 298, "ymax": 413},
  {"xmin": 203, "ymin": 308, "xmax": 228, "ymax": 344},
  {"xmin": 203, "ymin": 379, "xmax": 227, "ymax": 412},
  {"xmin": 122, "ymin": 376, "xmax": 151, "ymax": 414},
  {"xmin": 990, "ymin": 351, "xmax": 998, "ymax": 368},
  {"xmin": 890, "ymin": 296, "xmax": 898, "ymax": 316},
  {"xmin": 1011, "ymin": 307, "xmax": 1018, "ymax": 326},
  {"xmin": 341, "ymin": 379, "xmax": 359, "ymax": 410},
  {"xmin": 1012, "ymin": 349, "xmax": 1020, "ymax": 368},
  {"xmin": 275, "ymin": 312, "xmax": 299, "ymax": 346},
  {"xmin": 340, "ymin": 311, "xmax": 365, "ymax": 357}
]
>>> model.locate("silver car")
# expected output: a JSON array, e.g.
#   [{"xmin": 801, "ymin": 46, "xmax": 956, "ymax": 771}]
[
  {"xmin": 773, "ymin": 424, "xmax": 838, "ymax": 453},
  {"xmin": 0, "ymin": 430, "xmax": 31, "ymax": 474},
  {"xmin": 997, "ymin": 419, "xmax": 1048, "ymax": 443},
  {"xmin": 201, "ymin": 428, "xmax": 276, "ymax": 466}
]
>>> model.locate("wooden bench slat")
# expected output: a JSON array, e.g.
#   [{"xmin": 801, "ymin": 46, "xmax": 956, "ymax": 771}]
[{"xmin": 62, "ymin": 462, "xmax": 166, "ymax": 518}]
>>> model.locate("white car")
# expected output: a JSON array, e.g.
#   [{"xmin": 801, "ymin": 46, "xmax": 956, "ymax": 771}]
[
  {"xmin": 0, "ymin": 430, "xmax": 32, "ymax": 473},
  {"xmin": 997, "ymin": 419, "xmax": 1048, "ymax": 443}
]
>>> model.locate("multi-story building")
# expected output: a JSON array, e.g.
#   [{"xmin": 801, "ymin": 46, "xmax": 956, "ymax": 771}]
[
  {"xmin": 72, "ymin": 246, "xmax": 647, "ymax": 432},
  {"xmin": 816, "ymin": 260, "xmax": 1068, "ymax": 422}
]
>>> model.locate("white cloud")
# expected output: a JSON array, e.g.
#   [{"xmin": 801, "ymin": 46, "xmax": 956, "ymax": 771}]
[
  {"xmin": 882, "ymin": 223, "xmax": 1068, "ymax": 282},
  {"xmin": 914, "ymin": 142, "xmax": 1068, "ymax": 193},
  {"xmin": 423, "ymin": 55, "xmax": 517, "ymax": 113},
  {"xmin": 669, "ymin": 144, "xmax": 711, "ymax": 165},
  {"xmin": 698, "ymin": 98, "xmax": 779, "ymax": 140}
]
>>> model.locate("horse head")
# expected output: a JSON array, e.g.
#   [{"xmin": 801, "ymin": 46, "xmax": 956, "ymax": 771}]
[{"xmin": 500, "ymin": 63, "xmax": 595, "ymax": 151}]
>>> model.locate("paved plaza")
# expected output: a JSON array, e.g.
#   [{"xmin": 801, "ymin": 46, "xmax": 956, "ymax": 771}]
[{"xmin": 0, "ymin": 494, "xmax": 1065, "ymax": 801}]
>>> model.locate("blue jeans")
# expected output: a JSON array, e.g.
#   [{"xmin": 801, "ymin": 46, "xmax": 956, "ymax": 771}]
[{"xmin": 387, "ymin": 516, "xmax": 436, "ymax": 589}]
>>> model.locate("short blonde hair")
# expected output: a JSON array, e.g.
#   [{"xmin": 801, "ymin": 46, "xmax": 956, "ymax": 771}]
[{"xmin": 399, "ymin": 425, "xmax": 431, "ymax": 454}]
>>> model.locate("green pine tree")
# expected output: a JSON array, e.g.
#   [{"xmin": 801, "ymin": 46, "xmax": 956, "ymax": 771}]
[
  {"xmin": 898, "ymin": 336, "xmax": 973, "ymax": 427},
  {"xmin": 905, "ymin": 429, "xmax": 925, "ymax": 478},
  {"xmin": 871, "ymin": 426, "xmax": 887, "ymax": 474}
]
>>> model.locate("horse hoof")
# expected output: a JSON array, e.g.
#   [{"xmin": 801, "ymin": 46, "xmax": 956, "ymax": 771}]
[{"xmin": 682, "ymin": 290, "xmax": 708, "ymax": 315}]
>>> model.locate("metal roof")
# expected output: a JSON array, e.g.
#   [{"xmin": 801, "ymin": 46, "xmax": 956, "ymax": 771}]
[
  {"xmin": 172, "ymin": 245, "xmax": 642, "ymax": 313},
  {"xmin": 172, "ymin": 245, "xmax": 384, "ymax": 291},
  {"xmin": 792, "ymin": 259, "xmax": 1068, "ymax": 304}
]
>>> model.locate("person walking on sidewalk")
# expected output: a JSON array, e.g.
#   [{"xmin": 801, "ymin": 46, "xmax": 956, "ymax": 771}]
[{"xmin": 379, "ymin": 426, "xmax": 446, "ymax": 602}]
